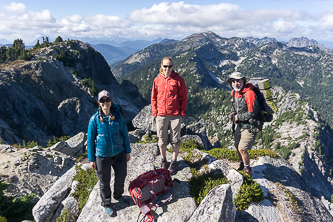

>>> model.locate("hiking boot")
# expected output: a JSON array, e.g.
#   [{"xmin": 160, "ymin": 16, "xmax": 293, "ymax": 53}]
[
  {"xmin": 237, "ymin": 162, "xmax": 244, "ymax": 171},
  {"xmin": 168, "ymin": 161, "xmax": 178, "ymax": 175},
  {"xmin": 115, "ymin": 196, "xmax": 130, "ymax": 206},
  {"xmin": 161, "ymin": 158, "xmax": 168, "ymax": 169},
  {"xmin": 104, "ymin": 206, "xmax": 116, "ymax": 217},
  {"xmin": 244, "ymin": 168, "xmax": 252, "ymax": 177}
]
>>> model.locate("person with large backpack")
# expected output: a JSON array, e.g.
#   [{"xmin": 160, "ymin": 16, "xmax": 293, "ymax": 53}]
[
  {"xmin": 228, "ymin": 72, "xmax": 261, "ymax": 177},
  {"xmin": 86, "ymin": 90, "xmax": 131, "ymax": 217}
]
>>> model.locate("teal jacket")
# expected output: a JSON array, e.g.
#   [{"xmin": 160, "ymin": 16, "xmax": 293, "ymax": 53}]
[{"xmin": 87, "ymin": 104, "xmax": 131, "ymax": 162}]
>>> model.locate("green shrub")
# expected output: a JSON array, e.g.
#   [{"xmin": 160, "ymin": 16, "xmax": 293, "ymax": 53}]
[
  {"xmin": 248, "ymin": 149, "xmax": 278, "ymax": 159},
  {"xmin": 47, "ymin": 135, "xmax": 70, "ymax": 147},
  {"xmin": 206, "ymin": 148, "xmax": 278, "ymax": 162},
  {"xmin": 276, "ymin": 182, "xmax": 303, "ymax": 215},
  {"xmin": 274, "ymin": 142, "xmax": 281, "ymax": 150},
  {"xmin": 54, "ymin": 49, "xmax": 76, "ymax": 68},
  {"xmin": 190, "ymin": 171, "xmax": 229, "ymax": 205},
  {"xmin": 234, "ymin": 173, "xmax": 264, "ymax": 210},
  {"xmin": 56, "ymin": 208, "xmax": 76, "ymax": 222},
  {"xmin": 81, "ymin": 78, "xmax": 97, "ymax": 96},
  {"xmin": 207, "ymin": 148, "xmax": 239, "ymax": 161},
  {"xmin": 0, "ymin": 182, "xmax": 36, "ymax": 221},
  {"xmin": 180, "ymin": 139, "xmax": 203, "ymax": 152},
  {"xmin": 331, "ymin": 194, "xmax": 333, "ymax": 203},
  {"xmin": 166, "ymin": 139, "xmax": 203, "ymax": 154},
  {"xmin": 70, "ymin": 70, "xmax": 79, "ymax": 77},
  {"xmin": 184, "ymin": 146, "xmax": 266, "ymax": 211},
  {"xmin": 71, "ymin": 164, "xmax": 98, "ymax": 214},
  {"xmin": 137, "ymin": 135, "xmax": 157, "ymax": 144},
  {"xmin": 76, "ymin": 152, "xmax": 88, "ymax": 163},
  {"xmin": 27, "ymin": 141, "xmax": 38, "ymax": 148},
  {"xmin": 276, "ymin": 145, "xmax": 292, "ymax": 160},
  {"xmin": 183, "ymin": 151, "xmax": 206, "ymax": 170}
]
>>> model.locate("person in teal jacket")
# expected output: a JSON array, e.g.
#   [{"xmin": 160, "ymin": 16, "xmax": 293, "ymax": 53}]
[{"xmin": 87, "ymin": 90, "xmax": 131, "ymax": 217}]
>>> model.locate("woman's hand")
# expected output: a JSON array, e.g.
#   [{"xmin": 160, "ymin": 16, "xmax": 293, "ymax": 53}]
[
  {"xmin": 126, "ymin": 154, "xmax": 131, "ymax": 162},
  {"xmin": 90, "ymin": 161, "xmax": 96, "ymax": 169}
]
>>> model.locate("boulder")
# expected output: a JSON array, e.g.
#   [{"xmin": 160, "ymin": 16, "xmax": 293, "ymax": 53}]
[
  {"xmin": 184, "ymin": 149, "xmax": 243, "ymax": 198},
  {"xmin": 186, "ymin": 121, "xmax": 211, "ymax": 150},
  {"xmin": 77, "ymin": 143, "xmax": 197, "ymax": 222},
  {"xmin": 181, "ymin": 135, "xmax": 205, "ymax": 149},
  {"xmin": 50, "ymin": 132, "xmax": 86, "ymax": 157},
  {"xmin": 132, "ymin": 105, "xmax": 156, "ymax": 132},
  {"xmin": 188, "ymin": 184, "xmax": 236, "ymax": 222},
  {"xmin": 32, "ymin": 166, "xmax": 77, "ymax": 222},
  {"xmin": 50, "ymin": 181, "xmax": 80, "ymax": 222}
]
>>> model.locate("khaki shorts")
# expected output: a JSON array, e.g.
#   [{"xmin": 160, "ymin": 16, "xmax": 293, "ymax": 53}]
[
  {"xmin": 156, "ymin": 115, "xmax": 182, "ymax": 148},
  {"xmin": 234, "ymin": 127, "xmax": 257, "ymax": 151}
]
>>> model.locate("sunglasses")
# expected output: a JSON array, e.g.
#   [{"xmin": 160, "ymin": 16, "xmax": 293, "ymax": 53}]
[
  {"xmin": 99, "ymin": 98, "xmax": 111, "ymax": 103},
  {"xmin": 163, "ymin": 65, "xmax": 173, "ymax": 68}
]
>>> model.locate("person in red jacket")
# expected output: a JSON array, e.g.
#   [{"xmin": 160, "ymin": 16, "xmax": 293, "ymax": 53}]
[
  {"xmin": 151, "ymin": 57, "xmax": 188, "ymax": 174},
  {"xmin": 228, "ymin": 72, "xmax": 260, "ymax": 177}
]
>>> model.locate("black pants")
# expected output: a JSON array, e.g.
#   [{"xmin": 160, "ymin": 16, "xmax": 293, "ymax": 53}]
[{"xmin": 96, "ymin": 150, "xmax": 127, "ymax": 206}]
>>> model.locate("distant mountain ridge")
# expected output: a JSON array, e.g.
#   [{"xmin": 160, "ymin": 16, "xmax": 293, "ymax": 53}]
[
  {"xmin": 287, "ymin": 36, "xmax": 332, "ymax": 53},
  {"xmin": 91, "ymin": 38, "xmax": 175, "ymax": 65},
  {"xmin": 91, "ymin": 44, "xmax": 138, "ymax": 65},
  {"xmin": 113, "ymin": 32, "xmax": 333, "ymax": 129},
  {"xmin": 245, "ymin": 36, "xmax": 278, "ymax": 46}
]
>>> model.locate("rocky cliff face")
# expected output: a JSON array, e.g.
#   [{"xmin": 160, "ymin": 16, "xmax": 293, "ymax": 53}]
[
  {"xmin": 30, "ymin": 134, "xmax": 333, "ymax": 222},
  {"xmin": 0, "ymin": 40, "xmax": 147, "ymax": 146},
  {"xmin": 271, "ymin": 87, "xmax": 333, "ymax": 203},
  {"xmin": 1, "ymin": 86, "xmax": 333, "ymax": 221}
]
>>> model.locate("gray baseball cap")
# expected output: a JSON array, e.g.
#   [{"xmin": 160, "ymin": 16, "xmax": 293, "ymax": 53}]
[{"xmin": 98, "ymin": 90, "xmax": 111, "ymax": 101}]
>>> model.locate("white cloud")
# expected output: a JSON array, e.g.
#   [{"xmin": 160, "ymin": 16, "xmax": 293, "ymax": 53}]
[
  {"xmin": 3, "ymin": 2, "xmax": 26, "ymax": 14},
  {"xmin": 86, "ymin": 14, "xmax": 130, "ymax": 28},
  {"xmin": 129, "ymin": 1, "xmax": 239, "ymax": 27},
  {"xmin": 320, "ymin": 13, "xmax": 333, "ymax": 30},
  {"xmin": 0, "ymin": 2, "xmax": 332, "ymax": 44},
  {"xmin": 62, "ymin": 14, "xmax": 83, "ymax": 24},
  {"xmin": 273, "ymin": 20, "xmax": 298, "ymax": 33},
  {"xmin": 125, "ymin": 3, "xmax": 319, "ymax": 41}
]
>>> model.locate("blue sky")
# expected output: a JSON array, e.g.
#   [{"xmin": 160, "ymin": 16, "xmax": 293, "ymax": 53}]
[{"xmin": 1, "ymin": 0, "xmax": 333, "ymax": 45}]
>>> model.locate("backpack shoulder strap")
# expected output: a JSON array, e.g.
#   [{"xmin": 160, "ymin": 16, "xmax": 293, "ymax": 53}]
[{"xmin": 232, "ymin": 90, "xmax": 246, "ymax": 101}]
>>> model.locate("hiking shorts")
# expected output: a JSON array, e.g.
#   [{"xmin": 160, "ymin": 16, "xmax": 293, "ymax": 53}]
[
  {"xmin": 156, "ymin": 115, "xmax": 182, "ymax": 148},
  {"xmin": 234, "ymin": 127, "xmax": 256, "ymax": 151}
]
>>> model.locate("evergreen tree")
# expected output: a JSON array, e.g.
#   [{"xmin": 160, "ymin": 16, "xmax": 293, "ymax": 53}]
[
  {"xmin": 6, "ymin": 47, "xmax": 16, "ymax": 61},
  {"xmin": 55, "ymin": 36, "xmax": 63, "ymax": 43},
  {"xmin": 41, "ymin": 36, "xmax": 50, "ymax": 47},
  {"xmin": 33, "ymin": 40, "xmax": 41, "ymax": 50},
  {"xmin": 0, "ymin": 46, "xmax": 7, "ymax": 61}
]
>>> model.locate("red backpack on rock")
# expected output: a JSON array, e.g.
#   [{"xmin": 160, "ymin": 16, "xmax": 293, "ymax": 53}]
[{"xmin": 129, "ymin": 168, "xmax": 173, "ymax": 222}]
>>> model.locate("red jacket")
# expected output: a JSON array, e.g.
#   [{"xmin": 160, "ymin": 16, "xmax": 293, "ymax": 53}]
[
  {"xmin": 231, "ymin": 83, "xmax": 260, "ymax": 128},
  {"xmin": 231, "ymin": 83, "xmax": 256, "ymax": 112},
  {"xmin": 151, "ymin": 71, "xmax": 188, "ymax": 118}
]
